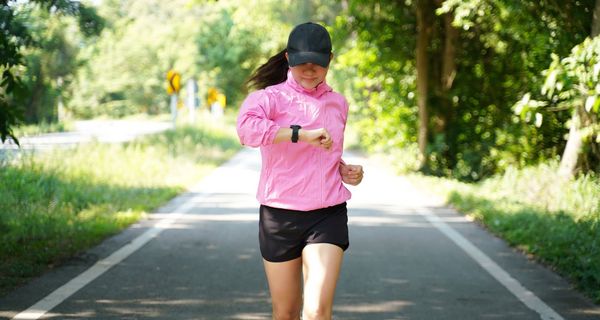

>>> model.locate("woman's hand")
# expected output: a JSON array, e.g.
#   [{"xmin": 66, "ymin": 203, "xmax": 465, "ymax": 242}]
[
  {"xmin": 339, "ymin": 163, "xmax": 364, "ymax": 186},
  {"xmin": 300, "ymin": 128, "xmax": 332, "ymax": 150}
]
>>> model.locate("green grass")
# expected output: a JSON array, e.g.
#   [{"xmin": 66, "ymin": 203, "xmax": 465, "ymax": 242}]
[
  {"xmin": 12, "ymin": 120, "xmax": 74, "ymax": 137},
  {"xmin": 407, "ymin": 162, "xmax": 600, "ymax": 303},
  {"xmin": 0, "ymin": 118, "xmax": 241, "ymax": 296}
]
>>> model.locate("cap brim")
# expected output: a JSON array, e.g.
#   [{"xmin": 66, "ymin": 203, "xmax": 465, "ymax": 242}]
[{"xmin": 288, "ymin": 51, "xmax": 330, "ymax": 68}]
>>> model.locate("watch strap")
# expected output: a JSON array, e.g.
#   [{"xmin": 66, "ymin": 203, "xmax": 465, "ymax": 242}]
[{"xmin": 290, "ymin": 125, "xmax": 301, "ymax": 143}]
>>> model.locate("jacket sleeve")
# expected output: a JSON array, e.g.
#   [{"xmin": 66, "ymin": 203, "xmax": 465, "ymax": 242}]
[{"xmin": 236, "ymin": 90, "xmax": 281, "ymax": 147}]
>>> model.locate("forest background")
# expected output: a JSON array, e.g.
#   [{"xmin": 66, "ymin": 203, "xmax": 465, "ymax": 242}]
[{"xmin": 1, "ymin": 0, "xmax": 599, "ymax": 303}]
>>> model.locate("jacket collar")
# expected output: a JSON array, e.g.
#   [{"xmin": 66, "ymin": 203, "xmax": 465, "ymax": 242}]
[{"xmin": 285, "ymin": 70, "xmax": 332, "ymax": 98}]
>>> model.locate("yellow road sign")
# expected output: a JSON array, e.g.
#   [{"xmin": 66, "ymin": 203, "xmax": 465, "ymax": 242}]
[
  {"xmin": 207, "ymin": 87, "xmax": 226, "ymax": 108},
  {"xmin": 217, "ymin": 93, "xmax": 226, "ymax": 108},
  {"xmin": 207, "ymin": 87, "xmax": 219, "ymax": 105},
  {"xmin": 166, "ymin": 70, "xmax": 181, "ymax": 95}
]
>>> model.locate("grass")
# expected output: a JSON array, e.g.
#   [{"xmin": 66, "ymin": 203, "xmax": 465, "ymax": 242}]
[
  {"xmin": 12, "ymin": 120, "xmax": 74, "ymax": 137},
  {"xmin": 0, "ymin": 115, "xmax": 241, "ymax": 296},
  {"xmin": 407, "ymin": 162, "xmax": 600, "ymax": 303}
]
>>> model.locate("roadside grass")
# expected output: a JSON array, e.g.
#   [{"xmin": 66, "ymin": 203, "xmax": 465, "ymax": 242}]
[
  {"xmin": 12, "ymin": 120, "xmax": 74, "ymax": 137},
  {"xmin": 407, "ymin": 162, "xmax": 600, "ymax": 303},
  {"xmin": 0, "ymin": 118, "xmax": 241, "ymax": 296}
]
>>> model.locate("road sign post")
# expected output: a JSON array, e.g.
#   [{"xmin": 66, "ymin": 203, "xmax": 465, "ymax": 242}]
[
  {"xmin": 186, "ymin": 78, "xmax": 198, "ymax": 124},
  {"xmin": 166, "ymin": 70, "xmax": 181, "ymax": 128}
]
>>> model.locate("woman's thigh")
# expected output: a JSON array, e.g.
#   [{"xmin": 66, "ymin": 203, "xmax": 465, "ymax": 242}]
[
  {"xmin": 301, "ymin": 243, "xmax": 344, "ymax": 313},
  {"xmin": 263, "ymin": 257, "xmax": 303, "ymax": 317}
]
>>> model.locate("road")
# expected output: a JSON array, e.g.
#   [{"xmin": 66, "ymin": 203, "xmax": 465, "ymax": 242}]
[
  {"xmin": 1, "ymin": 148, "xmax": 599, "ymax": 319},
  {"xmin": 0, "ymin": 120, "xmax": 172, "ymax": 153}
]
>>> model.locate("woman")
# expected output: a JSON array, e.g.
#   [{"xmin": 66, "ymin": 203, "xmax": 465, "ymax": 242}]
[{"xmin": 237, "ymin": 22, "xmax": 364, "ymax": 320}]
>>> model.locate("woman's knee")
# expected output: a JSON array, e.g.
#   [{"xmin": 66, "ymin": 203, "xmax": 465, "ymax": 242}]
[
  {"xmin": 273, "ymin": 305, "xmax": 301, "ymax": 320},
  {"xmin": 302, "ymin": 304, "xmax": 332, "ymax": 320}
]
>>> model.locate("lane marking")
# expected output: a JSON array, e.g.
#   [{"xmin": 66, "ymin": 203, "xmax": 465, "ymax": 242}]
[
  {"xmin": 11, "ymin": 149, "xmax": 254, "ymax": 320},
  {"xmin": 418, "ymin": 207, "xmax": 564, "ymax": 320},
  {"xmin": 11, "ymin": 206, "xmax": 198, "ymax": 319},
  {"xmin": 12, "ymin": 149, "xmax": 564, "ymax": 320}
]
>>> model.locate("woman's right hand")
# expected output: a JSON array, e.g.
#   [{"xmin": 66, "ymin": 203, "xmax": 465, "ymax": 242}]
[{"xmin": 300, "ymin": 128, "xmax": 332, "ymax": 150}]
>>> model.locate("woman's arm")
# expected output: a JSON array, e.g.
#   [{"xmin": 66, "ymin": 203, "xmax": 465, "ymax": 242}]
[
  {"xmin": 273, "ymin": 127, "xmax": 333, "ymax": 150},
  {"xmin": 236, "ymin": 92, "xmax": 281, "ymax": 147}
]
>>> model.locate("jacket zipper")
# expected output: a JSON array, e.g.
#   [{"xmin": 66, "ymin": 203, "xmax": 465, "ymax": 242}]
[{"xmin": 320, "ymin": 102, "xmax": 326, "ymax": 208}]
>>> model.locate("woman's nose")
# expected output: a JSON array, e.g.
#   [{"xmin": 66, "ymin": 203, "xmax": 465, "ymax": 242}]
[{"xmin": 303, "ymin": 63, "xmax": 316, "ymax": 72}]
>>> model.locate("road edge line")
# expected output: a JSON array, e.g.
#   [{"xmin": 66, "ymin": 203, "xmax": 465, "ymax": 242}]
[
  {"xmin": 418, "ymin": 206, "xmax": 564, "ymax": 320},
  {"xmin": 10, "ymin": 149, "xmax": 248, "ymax": 320}
]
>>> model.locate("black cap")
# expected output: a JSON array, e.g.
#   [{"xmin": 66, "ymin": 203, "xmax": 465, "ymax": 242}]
[{"xmin": 286, "ymin": 22, "xmax": 332, "ymax": 68}]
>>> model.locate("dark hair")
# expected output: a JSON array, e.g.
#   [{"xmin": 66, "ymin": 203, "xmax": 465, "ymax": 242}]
[{"xmin": 246, "ymin": 49, "xmax": 288, "ymax": 90}]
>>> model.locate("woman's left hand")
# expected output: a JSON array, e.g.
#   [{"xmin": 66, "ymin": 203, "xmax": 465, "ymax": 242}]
[{"xmin": 339, "ymin": 163, "xmax": 364, "ymax": 186}]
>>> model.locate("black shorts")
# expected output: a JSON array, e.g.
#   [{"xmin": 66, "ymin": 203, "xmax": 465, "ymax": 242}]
[{"xmin": 259, "ymin": 202, "xmax": 349, "ymax": 262}]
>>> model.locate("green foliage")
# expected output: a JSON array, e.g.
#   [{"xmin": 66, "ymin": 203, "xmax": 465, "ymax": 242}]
[
  {"xmin": 193, "ymin": 2, "xmax": 286, "ymax": 106},
  {"xmin": 409, "ymin": 163, "xmax": 600, "ymax": 302},
  {"xmin": 18, "ymin": 6, "xmax": 80, "ymax": 123},
  {"xmin": 68, "ymin": 0, "xmax": 315, "ymax": 118},
  {"xmin": 0, "ymin": 0, "xmax": 103, "ymax": 143},
  {"xmin": 515, "ymin": 37, "xmax": 600, "ymax": 140},
  {"xmin": 433, "ymin": 0, "xmax": 594, "ymax": 179},
  {"xmin": 340, "ymin": 0, "xmax": 595, "ymax": 179},
  {"xmin": 0, "ymin": 118, "xmax": 240, "ymax": 295},
  {"xmin": 331, "ymin": 1, "xmax": 418, "ymax": 161},
  {"xmin": 70, "ymin": 0, "xmax": 187, "ymax": 117}
]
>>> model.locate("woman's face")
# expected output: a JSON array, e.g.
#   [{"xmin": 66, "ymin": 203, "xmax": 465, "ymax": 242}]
[{"xmin": 286, "ymin": 53, "xmax": 332, "ymax": 89}]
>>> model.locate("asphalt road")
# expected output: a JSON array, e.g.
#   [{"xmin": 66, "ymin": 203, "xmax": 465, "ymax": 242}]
[{"xmin": 1, "ymin": 148, "xmax": 599, "ymax": 320}]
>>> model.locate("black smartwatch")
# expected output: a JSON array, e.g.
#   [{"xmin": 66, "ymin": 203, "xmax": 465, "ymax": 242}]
[{"xmin": 290, "ymin": 125, "xmax": 302, "ymax": 143}]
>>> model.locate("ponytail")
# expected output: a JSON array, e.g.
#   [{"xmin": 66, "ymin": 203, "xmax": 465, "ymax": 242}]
[{"xmin": 246, "ymin": 49, "xmax": 288, "ymax": 90}]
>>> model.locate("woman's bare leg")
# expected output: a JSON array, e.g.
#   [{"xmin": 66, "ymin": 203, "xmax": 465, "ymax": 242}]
[
  {"xmin": 263, "ymin": 257, "xmax": 303, "ymax": 320},
  {"xmin": 301, "ymin": 244, "xmax": 344, "ymax": 320}
]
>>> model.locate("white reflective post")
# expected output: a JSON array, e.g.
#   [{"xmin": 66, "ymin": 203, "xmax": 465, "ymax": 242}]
[
  {"xmin": 170, "ymin": 94, "xmax": 178, "ymax": 128},
  {"xmin": 186, "ymin": 79, "xmax": 198, "ymax": 124}
]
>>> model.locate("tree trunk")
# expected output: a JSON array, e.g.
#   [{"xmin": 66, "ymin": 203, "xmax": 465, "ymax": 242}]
[
  {"xmin": 440, "ymin": 7, "xmax": 459, "ymax": 166},
  {"xmin": 558, "ymin": 104, "xmax": 585, "ymax": 177},
  {"xmin": 441, "ymin": 12, "xmax": 457, "ymax": 93},
  {"xmin": 416, "ymin": 0, "xmax": 432, "ymax": 169},
  {"xmin": 26, "ymin": 65, "xmax": 44, "ymax": 124},
  {"xmin": 593, "ymin": 0, "xmax": 600, "ymax": 36},
  {"xmin": 559, "ymin": 0, "xmax": 600, "ymax": 178}
]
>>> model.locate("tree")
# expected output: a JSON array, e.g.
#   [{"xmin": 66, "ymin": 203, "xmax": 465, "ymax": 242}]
[
  {"xmin": 338, "ymin": 0, "xmax": 595, "ymax": 179},
  {"xmin": 515, "ymin": 38, "xmax": 600, "ymax": 176},
  {"xmin": 0, "ymin": 0, "xmax": 102, "ymax": 144},
  {"xmin": 68, "ymin": 0, "xmax": 339, "ymax": 119},
  {"xmin": 557, "ymin": 0, "xmax": 600, "ymax": 176},
  {"xmin": 514, "ymin": 0, "xmax": 600, "ymax": 177},
  {"xmin": 416, "ymin": 0, "xmax": 434, "ymax": 169},
  {"xmin": 331, "ymin": 0, "xmax": 419, "ymax": 171}
]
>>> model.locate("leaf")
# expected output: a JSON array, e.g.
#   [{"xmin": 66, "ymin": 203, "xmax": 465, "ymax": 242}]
[
  {"xmin": 542, "ymin": 69, "xmax": 558, "ymax": 97},
  {"xmin": 594, "ymin": 62, "xmax": 600, "ymax": 81},
  {"xmin": 514, "ymin": 93, "xmax": 530, "ymax": 116},
  {"xmin": 585, "ymin": 95, "xmax": 596, "ymax": 112},
  {"xmin": 534, "ymin": 113, "xmax": 543, "ymax": 127}
]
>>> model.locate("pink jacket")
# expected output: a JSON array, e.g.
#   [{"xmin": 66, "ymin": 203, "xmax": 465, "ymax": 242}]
[{"xmin": 237, "ymin": 70, "xmax": 352, "ymax": 211}]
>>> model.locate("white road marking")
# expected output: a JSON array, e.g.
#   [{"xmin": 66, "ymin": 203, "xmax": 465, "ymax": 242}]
[
  {"xmin": 10, "ymin": 149, "xmax": 253, "ymax": 320},
  {"xmin": 11, "ymin": 208, "xmax": 197, "ymax": 319},
  {"xmin": 11, "ymin": 149, "xmax": 566, "ymax": 320},
  {"xmin": 418, "ymin": 207, "xmax": 564, "ymax": 320}
]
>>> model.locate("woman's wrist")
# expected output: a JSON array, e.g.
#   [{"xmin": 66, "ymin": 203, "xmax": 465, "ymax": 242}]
[
  {"xmin": 273, "ymin": 127, "xmax": 292, "ymax": 144},
  {"xmin": 298, "ymin": 128, "xmax": 306, "ymax": 142}
]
